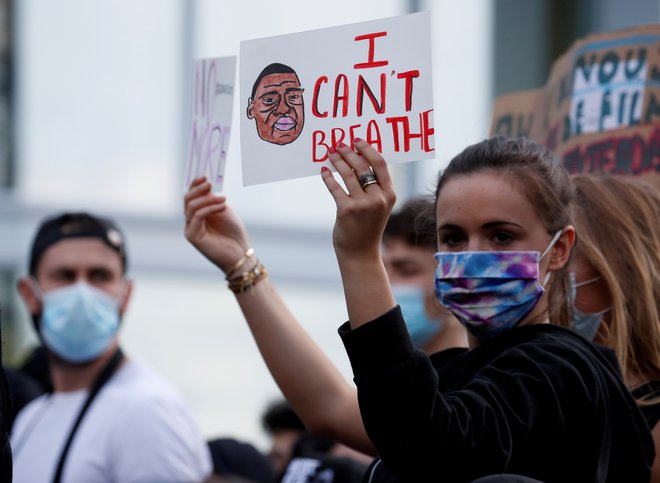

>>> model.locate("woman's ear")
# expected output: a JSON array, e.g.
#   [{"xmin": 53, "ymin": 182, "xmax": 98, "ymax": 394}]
[{"xmin": 547, "ymin": 226, "xmax": 576, "ymax": 272}]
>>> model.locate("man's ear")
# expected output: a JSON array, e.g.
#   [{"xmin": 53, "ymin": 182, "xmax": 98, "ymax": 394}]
[
  {"xmin": 17, "ymin": 277, "xmax": 42, "ymax": 315},
  {"xmin": 119, "ymin": 279, "xmax": 133, "ymax": 316},
  {"xmin": 547, "ymin": 226, "xmax": 576, "ymax": 272},
  {"xmin": 246, "ymin": 98, "xmax": 255, "ymax": 119}
]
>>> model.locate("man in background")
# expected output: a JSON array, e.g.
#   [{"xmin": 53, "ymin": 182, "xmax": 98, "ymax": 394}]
[{"xmin": 11, "ymin": 212, "xmax": 212, "ymax": 482}]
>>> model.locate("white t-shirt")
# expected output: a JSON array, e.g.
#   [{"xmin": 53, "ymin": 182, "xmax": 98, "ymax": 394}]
[{"xmin": 11, "ymin": 359, "xmax": 212, "ymax": 483}]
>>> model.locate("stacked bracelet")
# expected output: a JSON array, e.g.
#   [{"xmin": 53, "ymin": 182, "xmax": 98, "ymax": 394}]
[
  {"xmin": 225, "ymin": 247, "xmax": 255, "ymax": 280},
  {"xmin": 227, "ymin": 261, "xmax": 267, "ymax": 294}
]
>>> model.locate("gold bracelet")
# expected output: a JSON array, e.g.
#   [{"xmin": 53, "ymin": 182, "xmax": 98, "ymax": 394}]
[
  {"xmin": 225, "ymin": 247, "xmax": 255, "ymax": 280},
  {"xmin": 227, "ymin": 262, "xmax": 267, "ymax": 294}
]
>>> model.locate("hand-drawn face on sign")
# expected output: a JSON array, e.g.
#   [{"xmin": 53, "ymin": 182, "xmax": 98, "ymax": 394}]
[{"xmin": 246, "ymin": 63, "xmax": 305, "ymax": 145}]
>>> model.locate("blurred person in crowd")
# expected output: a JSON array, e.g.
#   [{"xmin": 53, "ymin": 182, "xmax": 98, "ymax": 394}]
[
  {"xmin": 184, "ymin": 135, "xmax": 653, "ymax": 481},
  {"xmin": 261, "ymin": 399, "xmax": 307, "ymax": 475},
  {"xmin": 383, "ymin": 197, "xmax": 467, "ymax": 353},
  {"xmin": 278, "ymin": 431, "xmax": 369, "ymax": 483},
  {"xmin": 11, "ymin": 212, "xmax": 212, "ymax": 483},
  {"xmin": 569, "ymin": 174, "xmax": 660, "ymax": 482},
  {"xmin": 263, "ymin": 399, "xmax": 371, "ymax": 481},
  {"xmin": 207, "ymin": 437, "xmax": 275, "ymax": 483}
]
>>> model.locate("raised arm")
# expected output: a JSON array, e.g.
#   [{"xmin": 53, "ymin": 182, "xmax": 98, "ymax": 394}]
[
  {"xmin": 320, "ymin": 140, "xmax": 398, "ymax": 329},
  {"xmin": 183, "ymin": 178, "xmax": 374, "ymax": 455}
]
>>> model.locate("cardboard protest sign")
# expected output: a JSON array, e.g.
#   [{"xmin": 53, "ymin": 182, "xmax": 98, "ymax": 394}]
[
  {"xmin": 185, "ymin": 56, "xmax": 237, "ymax": 192},
  {"xmin": 239, "ymin": 11, "xmax": 435, "ymax": 186},
  {"xmin": 490, "ymin": 24, "xmax": 660, "ymax": 189}
]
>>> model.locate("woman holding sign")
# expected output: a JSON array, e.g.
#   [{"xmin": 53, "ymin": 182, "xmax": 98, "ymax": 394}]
[{"xmin": 184, "ymin": 136, "xmax": 653, "ymax": 482}]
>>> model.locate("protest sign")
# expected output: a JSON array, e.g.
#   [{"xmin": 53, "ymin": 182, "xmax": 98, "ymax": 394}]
[
  {"xmin": 185, "ymin": 56, "xmax": 237, "ymax": 192},
  {"xmin": 489, "ymin": 24, "xmax": 660, "ymax": 189},
  {"xmin": 239, "ymin": 11, "xmax": 435, "ymax": 186}
]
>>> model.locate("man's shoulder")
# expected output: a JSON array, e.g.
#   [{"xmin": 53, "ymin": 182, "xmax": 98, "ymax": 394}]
[
  {"xmin": 12, "ymin": 393, "xmax": 52, "ymax": 434},
  {"xmin": 101, "ymin": 359, "xmax": 190, "ymax": 414}
]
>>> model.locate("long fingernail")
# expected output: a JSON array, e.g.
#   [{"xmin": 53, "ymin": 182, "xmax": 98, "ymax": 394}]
[
  {"xmin": 353, "ymin": 137, "xmax": 362, "ymax": 143},
  {"xmin": 337, "ymin": 142, "xmax": 347, "ymax": 149},
  {"xmin": 328, "ymin": 146, "xmax": 336, "ymax": 154},
  {"xmin": 321, "ymin": 166, "xmax": 329, "ymax": 173}
]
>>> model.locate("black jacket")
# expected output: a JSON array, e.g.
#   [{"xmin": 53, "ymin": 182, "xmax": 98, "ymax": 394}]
[{"xmin": 339, "ymin": 306, "xmax": 654, "ymax": 483}]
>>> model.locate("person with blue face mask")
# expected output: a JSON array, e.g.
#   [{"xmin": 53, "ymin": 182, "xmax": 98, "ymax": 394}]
[
  {"xmin": 567, "ymin": 272, "xmax": 610, "ymax": 343},
  {"xmin": 383, "ymin": 198, "xmax": 467, "ymax": 353},
  {"xmin": 569, "ymin": 174, "xmax": 660, "ymax": 482},
  {"xmin": 185, "ymin": 136, "xmax": 653, "ymax": 482},
  {"xmin": 11, "ymin": 213, "xmax": 212, "ymax": 483}
]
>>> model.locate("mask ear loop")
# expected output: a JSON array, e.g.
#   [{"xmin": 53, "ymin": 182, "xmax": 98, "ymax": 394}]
[
  {"xmin": 540, "ymin": 229, "xmax": 564, "ymax": 260},
  {"xmin": 540, "ymin": 229, "xmax": 564, "ymax": 287},
  {"xmin": 571, "ymin": 275, "xmax": 611, "ymax": 316},
  {"xmin": 574, "ymin": 276, "xmax": 601, "ymax": 288}
]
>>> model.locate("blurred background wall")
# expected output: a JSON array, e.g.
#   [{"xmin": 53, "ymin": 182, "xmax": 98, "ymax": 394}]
[{"xmin": 1, "ymin": 0, "xmax": 657, "ymax": 449}]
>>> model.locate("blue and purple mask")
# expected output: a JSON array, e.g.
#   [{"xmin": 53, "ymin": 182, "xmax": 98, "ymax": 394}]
[{"xmin": 434, "ymin": 231, "xmax": 562, "ymax": 338}]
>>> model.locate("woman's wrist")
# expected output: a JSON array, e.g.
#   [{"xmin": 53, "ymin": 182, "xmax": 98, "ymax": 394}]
[
  {"xmin": 335, "ymin": 247, "xmax": 383, "ymax": 269},
  {"xmin": 224, "ymin": 249, "xmax": 268, "ymax": 294},
  {"xmin": 224, "ymin": 247, "xmax": 255, "ymax": 279}
]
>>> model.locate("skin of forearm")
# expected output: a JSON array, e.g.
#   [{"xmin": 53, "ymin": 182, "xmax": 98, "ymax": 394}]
[
  {"xmin": 337, "ymin": 254, "xmax": 397, "ymax": 330},
  {"xmin": 234, "ymin": 277, "xmax": 376, "ymax": 455}
]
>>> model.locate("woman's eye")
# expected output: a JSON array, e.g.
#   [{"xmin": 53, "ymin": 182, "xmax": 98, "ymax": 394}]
[
  {"xmin": 492, "ymin": 232, "xmax": 514, "ymax": 244},
  {"xmin": 441, "ymin": 233, "xmax": 464, "ymax": 247}
]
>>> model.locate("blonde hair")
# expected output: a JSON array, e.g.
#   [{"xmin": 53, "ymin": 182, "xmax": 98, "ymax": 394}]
[{"xmin": 571, "ymin": 175, "xmax": 660, "ymax": 404}]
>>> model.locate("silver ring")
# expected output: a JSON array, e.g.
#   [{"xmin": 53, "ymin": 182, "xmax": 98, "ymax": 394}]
[{"xmin": 358, "ymin": 172, "xmax": 378, "ymax": 190}]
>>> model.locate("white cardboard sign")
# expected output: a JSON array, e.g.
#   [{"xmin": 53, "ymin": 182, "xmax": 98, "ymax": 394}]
[
  {"xmin": 239, "ymin": 12, "xmax": 435, "ymax": 186},
  {"xmin": 185, "ymin": 56, "xmax": 237, "ymax": 192}
]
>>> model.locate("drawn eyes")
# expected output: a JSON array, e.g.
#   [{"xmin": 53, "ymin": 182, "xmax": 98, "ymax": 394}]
[
  {"xmin": 261, "ymin": 96, "xmax": 278, "ymax": 106},
  {"xmin": 286, "ymin": 93, "xmax": 303, "ymax": 105},
  {"xmin": 258, "ymin": 92, "xmax": 304, "ymax": 107}
]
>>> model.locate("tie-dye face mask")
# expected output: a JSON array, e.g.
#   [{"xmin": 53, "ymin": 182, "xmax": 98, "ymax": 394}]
[{"xmin": 434, "ymin": 231, "xmax": 562, "ymax": 338}]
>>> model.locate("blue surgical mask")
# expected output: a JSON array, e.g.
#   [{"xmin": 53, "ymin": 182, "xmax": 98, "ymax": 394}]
[
  {"xmin": 392, "ymin": 285, "xmax": 442, "ymax": 348},
  {"xmin": 38, "ymin": 282, "xmax": 121, "ymax": 363},
  {"xmin": 568, "ymin": 272, "xmax": 610, "ymax": 341},
  {"xmin": 434, "ymin": 230, "xmax": 562, "ymax": 338}
]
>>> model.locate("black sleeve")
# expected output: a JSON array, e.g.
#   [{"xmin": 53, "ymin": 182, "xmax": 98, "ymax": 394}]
[{"xmin": 338, "ymin": 307, "xmax": 590, "ymax": 481}]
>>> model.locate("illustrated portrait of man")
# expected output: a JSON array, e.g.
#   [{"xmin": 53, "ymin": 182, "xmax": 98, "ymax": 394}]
[{"xmin": 246, "ymin": 63, "xmax": 305, "ymax": 145}]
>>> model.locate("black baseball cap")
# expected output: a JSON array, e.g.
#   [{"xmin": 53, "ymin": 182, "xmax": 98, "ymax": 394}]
[{"xmin": 28, "ymin": 212, "xmax": 128, "ymax": 275}]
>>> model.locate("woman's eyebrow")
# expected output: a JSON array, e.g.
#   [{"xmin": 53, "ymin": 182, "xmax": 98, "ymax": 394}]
[
  {"xmin": 481, "ymin": 221, "xmax": 523, "ymax": 229},
  {"xmin": 436, "ymin": 221, "xmax": 524, "ymax": 233},
  {"xmin": 437, "ymin": 223, "xmax": 461, "ymax": 232}
]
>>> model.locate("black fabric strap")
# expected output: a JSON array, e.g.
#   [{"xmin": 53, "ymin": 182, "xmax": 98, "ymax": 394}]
[
  {"xmin": 0, "ymin": 309, "xmax": 14, "ymax": 482},
  {"xmin": 52, "ymin": 349, "xmax": 124, "ymax": 483}
]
